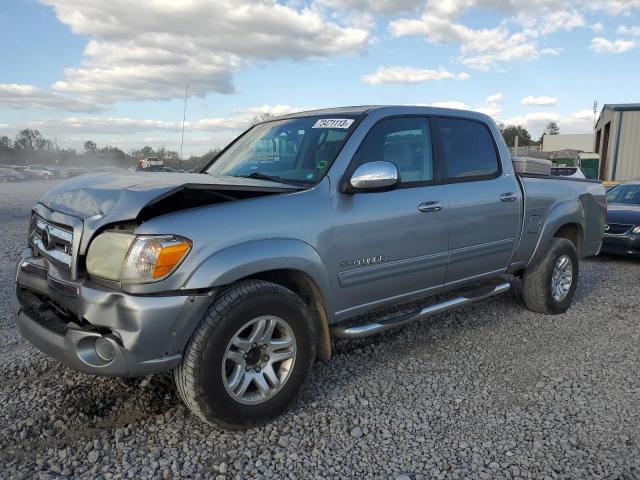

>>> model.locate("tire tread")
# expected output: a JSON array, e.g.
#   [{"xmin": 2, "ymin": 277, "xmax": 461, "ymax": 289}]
[
  {"xmin": 175, "ymin": 279, "xmax": 312, "ymax": 429},
  {"xmin": 522, "ymin": 238, "xmax": 578, "ymax": 315}
]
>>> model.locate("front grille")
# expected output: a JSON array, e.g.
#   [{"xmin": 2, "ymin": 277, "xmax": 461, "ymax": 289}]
[
  {"xmin": 605, "ymin": 223, "xmax": 633, "ymax": 235},
  {"xmin": 29, "ymin": 215, "xmax": 74, "ymax": 269}
]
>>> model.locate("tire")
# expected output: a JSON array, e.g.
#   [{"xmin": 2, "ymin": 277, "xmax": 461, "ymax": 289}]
[
  {"xmin": 175, "ymin": 280, "xmax": 316, "ymax": 429},
  {"xmin": 522, "ymin": 238, "xmax": 579, "ymax": 315}
]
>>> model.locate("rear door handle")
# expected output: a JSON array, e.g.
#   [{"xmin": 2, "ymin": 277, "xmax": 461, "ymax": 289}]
[
  {"xmin": 418, "ymin": 201, "xmax": 443, "ymax": 212},
  {"xmin": 500, "ymin": 192, "xmax": 517, "ymax": 202}
]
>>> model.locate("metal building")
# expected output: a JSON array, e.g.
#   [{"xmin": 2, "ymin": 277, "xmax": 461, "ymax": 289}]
[
  {"xmin": 541, "ymin": 133, "xmax": 594, "ymax": 153},
  {"xmin": 594, "ymin": 104, "xmax": 640, "ymax": 181}
]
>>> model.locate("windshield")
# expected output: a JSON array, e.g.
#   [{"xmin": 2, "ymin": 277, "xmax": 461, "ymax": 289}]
[
  {"xmin": 607, "ymin": 184, "xmax": 640, "ymax": 205},
  {"xmin": 205, "ymin": 116, "xmax": 357, "ymax": 185}
]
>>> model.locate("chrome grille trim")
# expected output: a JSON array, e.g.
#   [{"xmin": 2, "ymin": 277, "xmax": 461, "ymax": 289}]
[
  {"xmin": 29, "ymin": 214, "xmax": 74, "ymax": 268},
  {"xmin": 605, "ymin": 223, "xmax": 633, "ymax": 235},
  {"xmin": 34, "ymin": 217, "xmax": 73, "ymax": 243}
]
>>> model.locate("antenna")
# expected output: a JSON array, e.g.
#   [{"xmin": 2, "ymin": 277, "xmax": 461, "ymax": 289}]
[
  {"xmin": 180, "ymin": 84, "xmax": 189, "ymax": 171},
  {"xmin": 593, "ymin": 100, "xmax": 598, "ymax": 130}
]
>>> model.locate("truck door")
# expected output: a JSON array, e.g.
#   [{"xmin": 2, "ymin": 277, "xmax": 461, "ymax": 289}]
[
  {"xmin": 330, "ymin": 116, "xmax": 449, "ymax": 319},
  {"xmin": 433, "ymin": 116, "xmax": 520, "ymax": 285}
]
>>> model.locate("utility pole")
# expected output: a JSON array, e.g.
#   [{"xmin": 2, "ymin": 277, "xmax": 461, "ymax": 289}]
[{"xmin": 180, "ymin": 84, "xmax": 189, "ymax": 171}]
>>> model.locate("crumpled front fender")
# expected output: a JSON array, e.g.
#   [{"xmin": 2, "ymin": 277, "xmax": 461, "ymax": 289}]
[{"xmin": 183, "ymin": 238, "xmax": 333, "ymax": 317}]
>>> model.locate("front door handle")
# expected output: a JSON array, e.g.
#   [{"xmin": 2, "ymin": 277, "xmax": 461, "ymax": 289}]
[
  {"xmin": 500, "ymin": 192, "xmax": 517, "ymax": 202},
  {"xmin": 418, "ymin": 201, "xmax": 443, "ymax": 212}
]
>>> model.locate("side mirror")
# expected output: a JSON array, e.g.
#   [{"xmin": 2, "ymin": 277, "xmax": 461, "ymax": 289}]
[{"xmin": 347, "ymin": 161, "xmax": 399, "ymax": 192}]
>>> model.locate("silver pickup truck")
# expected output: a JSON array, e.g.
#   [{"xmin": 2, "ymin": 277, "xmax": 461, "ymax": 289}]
[{"xmin": 14, "ymin": 106, "xmax": 606, "ymax": 428}]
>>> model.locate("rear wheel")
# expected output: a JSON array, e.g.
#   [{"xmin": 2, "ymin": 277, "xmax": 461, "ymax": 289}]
[
  {"xmin": 175, "ymin": 280, "xmax": 316, "ymax": 429},
  {"xmin": 522, "ymin": 238, "xmax": 579, "ymax": 314}
]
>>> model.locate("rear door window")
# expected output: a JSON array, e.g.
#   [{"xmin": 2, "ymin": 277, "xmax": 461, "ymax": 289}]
[{"xmin": 436, "ymin": 117, "xmax": 500, "ymax": 180}]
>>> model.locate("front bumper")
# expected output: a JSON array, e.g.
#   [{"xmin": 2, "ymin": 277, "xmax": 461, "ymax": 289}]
[
  {"xmin": 14, "ymin": 248, "xmax": 214, "ymax": 376},
  {"xmin": 601, "ymin": 233, "xmax": 640, "ymax": 257}
]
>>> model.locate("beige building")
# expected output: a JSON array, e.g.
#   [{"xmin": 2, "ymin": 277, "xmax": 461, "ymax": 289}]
[
  {"xmin": 594, "ymin": 104, "xmax": 640, "ymax": 181},
  {"xmin": 541, "ymin": 133, "xmax": 594, "ymax": 153}
]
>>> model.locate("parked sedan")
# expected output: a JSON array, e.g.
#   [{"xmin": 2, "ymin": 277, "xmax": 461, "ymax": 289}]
[
  {"xmin": 0, "ymin": 167, "xmax": 27, "ymax": 182},
  {"xmin": 602, "ymin": 181, "xmax": 640, "ymax": 257},
  {"xmin": 24, "ymin": 165, "xmax": 57, "ymax": 179}
]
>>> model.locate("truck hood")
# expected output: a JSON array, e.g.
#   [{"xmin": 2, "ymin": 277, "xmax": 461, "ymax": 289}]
[
  {"xmin": 39, "ymin": 171, "xmax": 299, "ymax": 222},
  {"xmin": 606, "ymin": 204, "xmax": 640, "ymax": 225}
]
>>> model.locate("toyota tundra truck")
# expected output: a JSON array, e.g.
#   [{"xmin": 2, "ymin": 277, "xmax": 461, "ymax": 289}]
[{"xmin": 13, "ymin": 106, "xmax": 606, "ymax": 429}]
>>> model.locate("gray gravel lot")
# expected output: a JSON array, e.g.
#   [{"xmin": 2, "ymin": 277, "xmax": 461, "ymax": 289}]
[{"xmin": 1, "ymin": 180, "xmax": 639, "ymax": 480}]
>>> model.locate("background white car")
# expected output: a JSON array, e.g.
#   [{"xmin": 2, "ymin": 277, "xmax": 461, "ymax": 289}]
[{"xmin": 551, "ymin": 166, "xmax": 586, "ymax": 179}]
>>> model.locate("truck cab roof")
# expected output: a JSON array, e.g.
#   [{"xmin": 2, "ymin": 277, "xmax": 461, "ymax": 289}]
[{"xmin": 274, "ymin": 105, "xmax": 494, "ymax": 124}]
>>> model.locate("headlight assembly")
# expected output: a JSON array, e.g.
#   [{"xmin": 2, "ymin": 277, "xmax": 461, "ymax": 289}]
[
  {"xmin": 632, "ymin": 226, "xmax": 640, "ymax": 235},
  {"xmin": 86, "ymin": 233, "xmax": 191, "ymax": 283},
  {"xmin": 122, "ymin": 235, "xmax": 192, "ymax": 283}
]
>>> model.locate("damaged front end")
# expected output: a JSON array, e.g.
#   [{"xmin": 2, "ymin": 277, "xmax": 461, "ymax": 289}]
[
  {"xmin": 38, "ymin": 171, "xmax": 299, "ymax": 256},
  {"xmin": 14, "ymin": 171, "xmax": 298, "ymax": 376}
]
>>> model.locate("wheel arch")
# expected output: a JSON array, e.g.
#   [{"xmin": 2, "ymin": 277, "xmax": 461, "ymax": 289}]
[
  {"xmin": 243, "ymin": 269, "xmax": 331, "ymax": 360},
  {"xmin": 527, "ymin": 200, "xmax": 586, "ymax": 268},
  {"xmin": 182, "ymin": 239, "xmax": 333, "ymax": 360},
  {"xmin": 553, "ymin": 222, "xmax": 583, "ymax": 254}
]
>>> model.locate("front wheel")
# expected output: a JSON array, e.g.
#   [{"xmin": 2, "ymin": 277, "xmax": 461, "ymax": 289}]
[
  {"xmin": 522, "ymin": 238, "xmax": 579, "ymax": 314},
  {"xmin": 175, "ymin": 280, "xmax": 316, "ymax": 429}
]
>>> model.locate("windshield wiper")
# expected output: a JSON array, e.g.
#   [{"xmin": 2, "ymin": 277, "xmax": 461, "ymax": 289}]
[{"xmin": 234, "ymin": 172, "xmax": 293, "ymax": 184}]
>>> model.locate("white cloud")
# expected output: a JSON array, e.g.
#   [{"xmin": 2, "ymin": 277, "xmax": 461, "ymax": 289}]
[
  {"xmin": 503, "ymin": 109, "xmax": 594, "ymax": 136},
  {"xmin": 521, "ymin": 95, "xmax": 558, "ymax": 106},
  {"xmin": 427, "ymin": 101, "xmax": 500, "ymax": 119},
  {"xmin": 13, "ymin": 105, "xmax": 306, "ymax": 136},
  {"xmin": 423, "ymin": 0, "xmax": 561, "ymax": 18},
  {"xmin": 475, "ymin": 106, "xmax": 501, "ymax": 118},
  {"xmin": 362, "ymin": 66, "xmax": 470, "ymax": 85},
  {"xmin": 29, "ymin": 116, "xmax": 178, "ymax": 134},
  {"xmin": 430, "ymin": 101, "xmax": 469, "ymax": 109},
  {"xmin": 390, "ymin": 13, "xmax": 556, "ymax": 71},
  {"xmin": 617, "ymin": 25, "xmax": 640, "ymax": 36},
  {"xmin": 588, "ymin": 0, "xmax": 640, "ymax": 16},
  {"xmin": 315, "ymin": 0, "xmax": 422, "ymax": 14},
  {"xmin": 0, "ymin": 83, "xmax": 100, "ymax": 112},
  {"xmin": 485, "ymin": 93, "xmax": 504, "ymax": 103},
  {"xmin": 40, "ymin": 0, "xmax": 371, "ymax": 103},
  {"xmin": 590, "ymin": 37, "xmax": 637, "ymax": 53},
  {"xmin": 591, "ymin": 22, "xmax": 604, "ymax": 33},
  {"xmin": 536, "ymin": 9, "xmax": 585, "ymax": 35},
  {"xmin": 189, "ymin": 105, "xmax": 306, "ymax": 131}
]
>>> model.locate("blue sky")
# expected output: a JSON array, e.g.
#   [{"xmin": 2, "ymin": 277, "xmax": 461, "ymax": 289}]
[{"xmin": 1, "ymin": 0, "xmax": 639, "ymax": 155}]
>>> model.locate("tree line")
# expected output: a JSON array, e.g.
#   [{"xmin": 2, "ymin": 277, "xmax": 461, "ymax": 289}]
[
  {"xmin": 0, "ymin": 128, "xmax": 220, "ymax": 171},
  {"xmin": 499, "ymin": 121, "xmax": 560, "ymax": 148}
]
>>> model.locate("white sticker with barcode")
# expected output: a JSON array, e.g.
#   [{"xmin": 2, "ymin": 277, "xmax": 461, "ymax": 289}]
[{"xmin": 312, "ymin": 118, "xmax": 354, "ymax": 129}]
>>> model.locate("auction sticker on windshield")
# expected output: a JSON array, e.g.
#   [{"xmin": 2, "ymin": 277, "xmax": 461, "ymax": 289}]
[{"xmin": 312, "ymin": 118, "xmax": 354, "ymax": 129}]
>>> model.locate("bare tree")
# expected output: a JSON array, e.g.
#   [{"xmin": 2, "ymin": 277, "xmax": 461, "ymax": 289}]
[
  {"xmin": 544, "ymin": 121, "xmax": 559, "ymax": 135},
  {"xmin": 84, "ymin": 140, "xmax": 97, "ymax": 152}
]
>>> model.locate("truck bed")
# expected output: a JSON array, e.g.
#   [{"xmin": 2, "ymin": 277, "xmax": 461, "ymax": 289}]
[{"xmin": 509, "ymin": 174, "xmax": 606, "ymax": 272}]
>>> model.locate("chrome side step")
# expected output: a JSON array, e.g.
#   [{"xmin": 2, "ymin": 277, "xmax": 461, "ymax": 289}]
[{"xmin": 330, "ymin": 282, "xmax": 511, "ymax": 339}]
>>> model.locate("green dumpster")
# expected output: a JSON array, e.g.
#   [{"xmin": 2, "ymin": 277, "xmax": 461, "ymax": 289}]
[{"xmin": 580, "ymin": 158, "xmax": 599, "ymax": 180}]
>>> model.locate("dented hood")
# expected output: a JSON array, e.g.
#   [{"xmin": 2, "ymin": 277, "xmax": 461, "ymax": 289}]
[{"xmin": 38, "ymin": 171, "xmax": 298, "ymax": 222}]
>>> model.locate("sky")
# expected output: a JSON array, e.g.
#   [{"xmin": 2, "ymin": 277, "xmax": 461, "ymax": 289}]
[{"xmin": 0, "ymin": 0, "xmax": 639, "ymax": 156}]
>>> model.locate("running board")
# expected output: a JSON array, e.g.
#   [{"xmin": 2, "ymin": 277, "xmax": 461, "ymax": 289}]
[{"xmin": 330, "ymin": 282, "xmax": 511, "ymax": 339}]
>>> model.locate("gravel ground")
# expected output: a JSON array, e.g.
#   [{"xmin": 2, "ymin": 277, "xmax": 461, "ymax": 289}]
[{"xmin": 1, "ymin": 180, "xmax": 639, "ymax": 480}]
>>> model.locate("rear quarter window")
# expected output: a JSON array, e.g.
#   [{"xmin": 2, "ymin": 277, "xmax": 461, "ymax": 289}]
[{"xmin": 437, "ymin": 117, "xmax": 500, "ymax": 180}]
